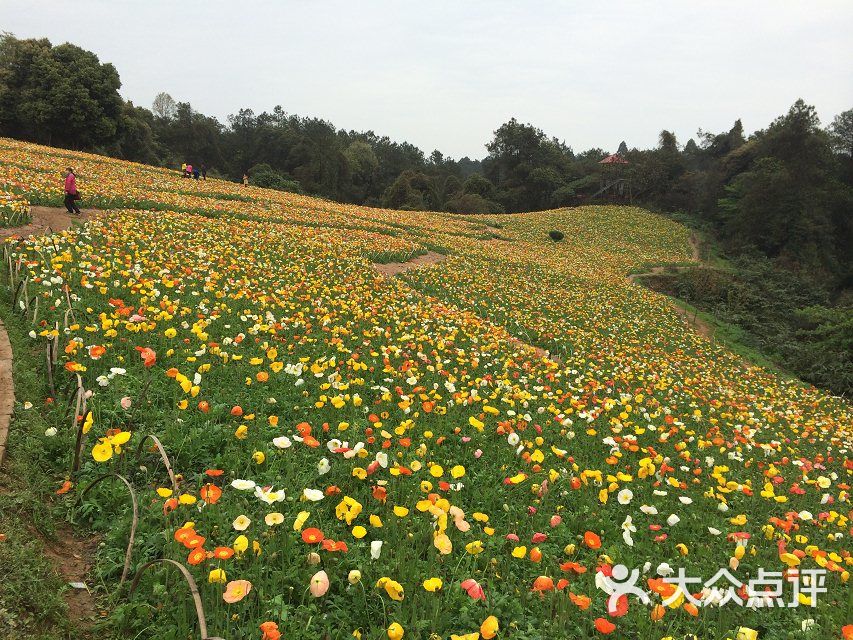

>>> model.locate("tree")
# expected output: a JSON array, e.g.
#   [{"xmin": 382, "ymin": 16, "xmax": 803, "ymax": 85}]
[
  {"xmin": 152, "ymin": 92, "xmax": 177, "ymax": 120},
  {"xmin": 828, "ymin": 108, "xmax": 853, "ymax": 156},
  {"xmin": 0, "ymin": 34, "xmax": 123, "ymax": 148}
]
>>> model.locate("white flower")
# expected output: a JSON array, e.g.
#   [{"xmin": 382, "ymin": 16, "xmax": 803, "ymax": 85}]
[
  {"xmin": 23, "ymin": 401, "xmax": 33, "ymax": 410},
  {"xmin": 656, "ymin": 562, "xmax": 674, "ymax": 577},
  {"xmin": 667, "ymin": 514, "xmax": 680, "ymax": 527},
  {"xmin": 232, "ymin": 515, "xmax": 251, "ymax": 531},
  {"xmin": 621, "ymin": 515, "xmax": 636, "ymax": 546},
  {"xmin": 327, "ymin": 439, "xmax": 342, "ymax": 452},
  {"xmin": 640, "ymin": 504, "xmax": 658, "ymax": 515},
  {"xmin": 317, "ymin": 458, "xmax": 331, "ymax": 475},
  {"xmin": 273, "ymin": 436, "xmax": 292, "ymax": 449},
  {"xmin": 798, "ymin": 510, "xmax": 813, "ymax": 521},
  {"xmin": 708, "ymin": 527, "xmax": 722, "ymax": 535},
  {"xmin": 302, "ymin": 488, "xmax": 324, "ymax": 502},
  {"xmin": 507, "ymin": 432, "xmax": 520, "ymax": 447},
  {"xmin": 231, "ymin": 479, "xmax": 256, "ymax": 491},
  {"xmin": 370, "ymin": 540, "xmax": 383, "ymax": 560},
  {"xmin": 255, "ymin": 486, "xmax": 285, "ymax": 504},
  {"xmin": 617, "ymin": 489, "xmax": 633, "ymax": 505},
  {"xmin": 45, "ymin": 427, "xmax": 58, "ymax": 437},
  {"xmin": 375, "ymin": 451, "xmax": 388, "ymax": 468},
  {"xmin": 678, "ymin": 496, "xmax": 693, "ymax": 505}
]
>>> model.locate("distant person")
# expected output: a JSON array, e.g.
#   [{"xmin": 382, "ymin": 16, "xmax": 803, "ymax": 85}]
[
  {"xmin": 193, "ymin": 166, "xmax": 200, "ymax": 180},
  {"xmin": 63, "ymin": 167, "xmax": 81, "ymax": 215},
  {"xmin": 181, "ymin": 162, "xmax": 187, "ymax": 177},
  {"xmin": 243, "ymin": 173, "xmax": 249, "ymax": 187},
  {"xmin": 201, "ymin": 163, "xmax": 207, "ymax": 180},
  {"xmin": 186, "ymin": 163, "xmax": 193, "ymax": 179}
]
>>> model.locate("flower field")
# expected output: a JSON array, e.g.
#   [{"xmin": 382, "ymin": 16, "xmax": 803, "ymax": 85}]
[{"xmin": 1, "ymin": 137, "xmax": 851, "ymax": 640}]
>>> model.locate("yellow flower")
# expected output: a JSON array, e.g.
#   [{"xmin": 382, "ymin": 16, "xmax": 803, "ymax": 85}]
[
  {"xmin": 92, "ymin": 439, "xmax": 113, "ymax": 462},
  {"xmin": 393, "ymin": 506, "xmax": 409, "ymax": 517},
  {"xmin": 422, "ymin": 577, "xmax": 443, "ymax": 592},
  {"xmin": 252, "ymin": 451, "xmax": 265, "ymax": 464},
  {"xmin": 292, "ymin": 510, "xmax": 310, "ymax": 530},
  {"xmin": 352, "ymin": 525, "xmax": 367, "ymax": 539},
  {"xmin": 387, "ymin": 622, "xmax": 404, "ymax": 639},
  {"xmin": 208, "ymin": 568, "xmax": 227, "ymax": 584},
  {"xmin": 451, "ymin": 465, "xmax": 466, "ymax": 479},
  {"xmin": 512, "ymin": 545, "xmax": 527, "ymax": 558},
  {"xmin": 233, "ymin": 534, "xmax": 249, "ymax": 554},
  {"xmin": 465, "ymin": 540, "xmax": 485, "ymax": 555}
]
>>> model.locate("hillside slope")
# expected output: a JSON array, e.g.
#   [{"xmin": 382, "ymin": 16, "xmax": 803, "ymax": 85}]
[{"xmin": 1, "ymin": 137, "xmax": 850, "ymax": 640}]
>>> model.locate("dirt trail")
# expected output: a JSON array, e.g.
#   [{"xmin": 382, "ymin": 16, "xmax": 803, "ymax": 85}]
[
  {"xmin": 0, "ymin": 206, "xmax": 91, "ymax": 242},
  {"xmin": 373, "ymin": 250, "xmax": 446, "ymax": 277},
  {"xmin": 627, "ymin": 232, "xmax": 714, "ymax": 340},
  {"xmin": 1, "ymin": 206, "xmax": 98, "ymax": 634}
]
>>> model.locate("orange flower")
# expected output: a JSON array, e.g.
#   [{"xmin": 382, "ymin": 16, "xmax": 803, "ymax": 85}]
[
  {"xmin": 135, "ymin": 346, "xmax": 156, "ymax": 367},
  {"xmin": 260, "ymin": 621, "xmax": 281, "ymax": 640},
  {"xmin": 213, "ymin": 546, "xmax": 235, "ymax": 560},
  {"xmin": 56, "ymin": 480, "xmax": 73, "ymax": 495},
  {"xmin": 532, "ymin": 575, "xmax": 554, "ymax": 592},
  {"xmin": 188, "ymin": 548, "xmax": 207, "ymax": 565},
  {"xmin": 185, "ymin": 534, "xmax": 206, "ymax": 549},
  {"xmin": 88, "ymin": 345, "xmax": 106, "ymax": 359},
  {"xmin": 230, "ymin": 405, "xmax": 244, "ymax": 417},
  {"xmin": 594, "ymin": 618, "xmax": 616, "ymax": 634},
  {"xmin": 200, "ymin": 483, "xmax": 222, "ymax": 504},
  {"xmin": 163, "ymin": 497, "xmax": 178, "ymax": 515},
  {"xmin": 205, "ymin": 469, "xmax": 224, "ymax": 477},
  {"xmin": 569, "ymin": 591, "xmax": 591, "ymax": 609},
  {"xmin": 223, "ymin": 579, "xmax": 252, "ymax": 603},
  {"xmin": 174, "ymin": 526, "xmax": 195, "ymax": 545},
  {"xmin": 583, "ymin": 531, "xmax": 601, "ymax": 550},
  {"xmin": 302, "ymin": 528, "xmax": 325, "ymax": 544},
  {"xmin": 198, "ymin": 400, "xmax": 210, "ymax": 413}
]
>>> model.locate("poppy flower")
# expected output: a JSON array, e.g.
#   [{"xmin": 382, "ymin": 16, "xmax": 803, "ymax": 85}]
[
  {"xmin": 310, "ymin": 570, "xmax": 330, "ymax": 597},
  {"xmin": 594, "ymin": 618, "xmax": 616, "ymax": 634},
  {"xmin": 460, "ymin": 578, "xmax": 485, "ymax": 600},
  {"xmin": 584, "ymin": 531, "xmax": 602, "ymax": 549},
  {"xmin": 223, "ymin": 579, "xmax": 252, "ymax": 603},
  {"xmin": 260, "ymin": 621, "xmax": 281, "ymax": 640},
  {"xmin": 135, "ymin": 346, "xmax": 156, "ymax": 367},
  {"xmin": 200, "ymin": 483, "xmax": 222, "ymax": 504},
  {"xmin": 302, "ymin": 528, "xmax": 325, "ymax": 544},
  {"xmin": 532, "ymin": 575, "xmax": 554, "ymax": 592}
]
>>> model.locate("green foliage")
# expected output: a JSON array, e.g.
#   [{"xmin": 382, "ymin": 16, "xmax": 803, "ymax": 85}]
[
  {"xmin": 246, "ymin": 163, "xmax": 302, "ymax": 193},
  {"xmin": 0, "ymin": 34, "xmax": 122, "ymax": 149}
]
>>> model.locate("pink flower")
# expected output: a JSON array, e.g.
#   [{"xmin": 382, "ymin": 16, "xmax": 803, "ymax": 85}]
[
  {"xmin": 505, "ymin": 533, "xmax": 520, "ymax": 542},
  {"xmin": 310, "ymin": 570, "xmax": 329, "ymax": 597},
  {"xmin": 550, "ymin": 514, "xmax": 562, "ymax": 528},
  {"xmin": 532, "ymin": 532, "xmax": 548, "ymax": 543},
  {"xmin": 223, "ymin": 579, "xmax": 252, "ymax": 603},
  {"xmin": 460, "ymin": 578, "xmax": 486, "ymax": 601},
  {"xmin": 474, "ymin": 449, "xmax": 482, "ymax": 458},
  {"xmin": 120, "ymin": 396, "xmax": 132, "ymax": 409},
  {"xmin": 461, "ymin": 436, "xmax": 471, "ymax": 443},
  {"xmin": 528, "ymin": 506, "xmax": 538, "ymax": 515}
]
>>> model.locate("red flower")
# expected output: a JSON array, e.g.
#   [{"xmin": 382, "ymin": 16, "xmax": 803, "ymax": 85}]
[{"xmin": 302, "ymin": 528, "xmax": 325, "ymax": 544}]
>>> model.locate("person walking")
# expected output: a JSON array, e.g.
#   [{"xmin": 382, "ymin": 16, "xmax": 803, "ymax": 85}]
[
  {"xmin": 193, "ymin": 165, "xmax": 200, "ymax": 180},
  {"xmin": 186, "ymin": 163, "xmax": 193, "ymax": 179},
  {"xmin": 181, "ymin": 162, "xmax": 187, "ymax": 177},
  {"xmin": 63, "ymin": 167, "xmax": 81, "ymax": 215},
  {"xmin": 243, "ymin": 173, "xmax": 249, "ymax": 187},
  {"xmin": 201, "ymin": 163, "xmax": 207, "ymax": 180}
]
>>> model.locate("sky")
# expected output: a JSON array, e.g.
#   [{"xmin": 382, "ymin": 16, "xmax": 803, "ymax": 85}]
[{"xmin": 3, "ymin": 1, "xmax": 852, "ymax": 159}]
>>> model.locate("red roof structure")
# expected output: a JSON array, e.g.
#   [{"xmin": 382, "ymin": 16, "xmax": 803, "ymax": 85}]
[{"xmin": 599, "ymin": 153, "xmax": 629, "ymax": 164}]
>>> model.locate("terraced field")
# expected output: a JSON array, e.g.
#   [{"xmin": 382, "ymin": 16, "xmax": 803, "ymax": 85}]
[{"xmin": 1, "ymin": 137, "xmax": 850, "ymax": 640}]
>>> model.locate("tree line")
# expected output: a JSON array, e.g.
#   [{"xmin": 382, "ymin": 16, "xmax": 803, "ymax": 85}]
[{"xmin": 1, "ymin": 34, "xmax": 851, "ymax": 392}]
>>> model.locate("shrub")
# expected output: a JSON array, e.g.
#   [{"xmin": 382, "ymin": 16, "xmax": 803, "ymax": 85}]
[{"xmin": 548, "ymin": 230, "xmax": 564, "ymax": 242}]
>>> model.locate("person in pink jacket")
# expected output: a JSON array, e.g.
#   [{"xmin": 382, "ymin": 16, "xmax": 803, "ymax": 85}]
[{"xmin": 63, "ymin": 167, "xmax": 81, "ymax": 214}]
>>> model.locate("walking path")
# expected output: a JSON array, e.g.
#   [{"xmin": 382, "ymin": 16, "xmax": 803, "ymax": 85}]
[
  {"xmin": 0, "ymin": 206, "xmax": 98, "ymax": 632},
  {"xmin": 373, "ymin": 250, "xmax": 447, "ymax": 276}
]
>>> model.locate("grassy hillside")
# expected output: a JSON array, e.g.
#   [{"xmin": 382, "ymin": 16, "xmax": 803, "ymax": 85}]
[{"xmin": 1, "ymin": 137, "xmax": 850, "ymax": 640}]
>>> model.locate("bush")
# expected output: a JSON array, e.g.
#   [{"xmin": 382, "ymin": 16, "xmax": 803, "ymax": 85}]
[{"xmin": 548, "ymin": 230, "xmax": 564, "ymax": 242}]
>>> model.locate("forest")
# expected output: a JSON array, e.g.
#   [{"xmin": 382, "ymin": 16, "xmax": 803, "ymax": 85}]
[{"xmin": 1, "ymin": 34, "xmax": 850, "ymax": 394}]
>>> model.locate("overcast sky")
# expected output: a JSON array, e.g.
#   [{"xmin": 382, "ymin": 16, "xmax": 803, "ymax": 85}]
[{"xmin": 3, "ymin": 1, "xmax": 852, "ymax": 159}]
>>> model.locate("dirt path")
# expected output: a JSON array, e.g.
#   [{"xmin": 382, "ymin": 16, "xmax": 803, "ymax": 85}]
[
  {"xmin": 0, "ymin": 205, "xmax": 91, "ymax": 241},
  {"xmin": 627, "ymin": 231, "xmax": 714, "ymax": 340},
  {"xmin": 1, "ymin": 205, "xmax": 98, "ymax": 634},
  {"xmin": 373, "ymin": 250, "xmax": 446, "ymax": 277}
]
